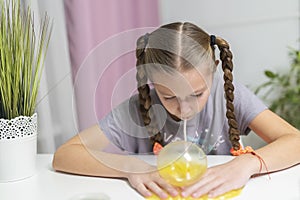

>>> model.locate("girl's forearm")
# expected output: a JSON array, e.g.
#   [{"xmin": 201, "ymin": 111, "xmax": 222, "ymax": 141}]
[
  {"xmin": 254, "ymin": 134, "xmax": 300, "ymax": 173},
  {"xmin": 228, "ymin": 134, "xmax": 300, "ymax": 179},
  {"xmin": 52, "ymin": 144, "xmax": 154, "ymax": 178},
  {"xmin": 52, "ymin": 144, "xmax": 126, "ymax": 177}
]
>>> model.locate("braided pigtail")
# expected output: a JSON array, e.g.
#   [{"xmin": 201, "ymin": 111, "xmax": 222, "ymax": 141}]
[
  {"xmin": 213, "ymin": 36, "xmax": 240, "ymax": 151},
  {"xmin": 210, "ymin": 36, "xmax": 270, "ymax": 174},
  {"xmin": 135, "ymin": 34, "xmax": 162, "ymax": 150}
]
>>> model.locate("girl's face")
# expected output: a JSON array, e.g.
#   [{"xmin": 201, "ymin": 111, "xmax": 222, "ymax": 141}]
[{"xmin": 153, "ymin": 68, "xmax": 212, "ymax": 121}]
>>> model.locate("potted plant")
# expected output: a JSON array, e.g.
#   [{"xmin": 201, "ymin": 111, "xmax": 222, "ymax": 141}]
[
  {"xmin": 0, "ymin": 0, "xmax": 52, "ymax": 182},
  {"xmin": 255, "ymin": 47, "xmax": 300, "ymax": 130}
]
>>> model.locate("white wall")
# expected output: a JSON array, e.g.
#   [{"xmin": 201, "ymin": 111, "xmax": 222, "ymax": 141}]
[{"xmin": 158, "ymin": 0, "xmax": 299, "ymax": 148}]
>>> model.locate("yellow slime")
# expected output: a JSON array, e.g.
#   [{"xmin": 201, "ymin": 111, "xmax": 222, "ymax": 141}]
[
  {"xmin": 145, "ymin": 188, "xmax": 243, "ymax": 200},
  {"xmin": 159, "ymin": 160, "xmax": 207, "ymax": 187}
]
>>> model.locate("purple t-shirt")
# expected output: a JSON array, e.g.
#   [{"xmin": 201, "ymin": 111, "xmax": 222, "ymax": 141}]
[{"xmin": 99, "ymin": 73, "xmax": 267, "ymax": 155}]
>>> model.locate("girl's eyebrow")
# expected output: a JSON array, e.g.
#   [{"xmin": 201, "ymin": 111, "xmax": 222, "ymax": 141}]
[
  {"xmin": 159, "ymin": 91, "xmax": 175, "ymax": 96},
  {"xmin": 159, "ymin": 86, "xmax": 207, "ymax": 97},
  {"xmin": 192, "ymin": 86, "xmax": 207, "ymax": 94}
]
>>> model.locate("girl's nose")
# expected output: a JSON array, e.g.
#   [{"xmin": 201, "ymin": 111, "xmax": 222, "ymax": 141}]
[{"xmin": 179, "ymin": 100, "xmax": 192, "ymax": 117}]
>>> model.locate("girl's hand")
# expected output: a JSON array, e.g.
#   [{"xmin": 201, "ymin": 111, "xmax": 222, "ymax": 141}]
[
  {"xmin": 126, "ymin": 170, "xmax": 179, "ymax": 199},
  {"xmin": 181, "ymin": 154, "xmax": 260, "ymax": 198}
]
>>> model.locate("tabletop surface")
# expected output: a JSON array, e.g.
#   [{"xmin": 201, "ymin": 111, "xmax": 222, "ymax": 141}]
[{"xmin": 0, "ymin": 154, "xmax": 300, "ymax": 200}]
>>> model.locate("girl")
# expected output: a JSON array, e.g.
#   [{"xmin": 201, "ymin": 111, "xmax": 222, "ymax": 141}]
[{"xmin": 53, "ymin": 22, "xmax": 300, "ymax": 199}]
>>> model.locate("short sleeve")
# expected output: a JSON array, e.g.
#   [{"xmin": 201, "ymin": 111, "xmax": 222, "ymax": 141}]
[
  {"xmin": 99, "ymin": 111, "xmax": 124, "ymax": 150},
  {"xmin": 98, "ymin": 94, "xmax": 153, "ymax": 154},
  {"xmin": 233, "ymin": 82, "xmax": 268, "ymax": 135}
]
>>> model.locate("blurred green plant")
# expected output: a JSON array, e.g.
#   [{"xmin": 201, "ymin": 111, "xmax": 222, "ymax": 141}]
[
  {"xmin": 0, "ymin": 0, "xmax": 52, "ymax": 119},
  {"xmin": 255, "ymin": 47, "xmax": 300, "ymax": 129}
]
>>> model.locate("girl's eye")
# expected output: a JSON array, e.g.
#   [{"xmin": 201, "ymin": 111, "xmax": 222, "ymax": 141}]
[
  {"xmin": 164, "ymin": 96, "xmax": 176, "ymax": 100},
  {"xmin": 192, "ymin": 93, "xmax": 203, "ymax": 98}
]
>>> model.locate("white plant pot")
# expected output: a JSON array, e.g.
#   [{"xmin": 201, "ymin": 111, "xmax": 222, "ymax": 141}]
[{"xmin": 0, "ymin": 113, "xmax": 37, "ymax": 182}]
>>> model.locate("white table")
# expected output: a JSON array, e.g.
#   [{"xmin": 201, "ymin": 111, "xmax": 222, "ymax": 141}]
[{"xmin": 0, "ymin": 154, "xmax": 299, "ymax": 200}]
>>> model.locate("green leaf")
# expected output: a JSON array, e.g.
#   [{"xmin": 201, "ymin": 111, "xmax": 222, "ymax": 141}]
[
  {"xmin": 264, "ymin": 70, "xmax": 277, "ymax": 79},
  {"xmin": 0, "ymin": 0, "xmax": 52, "ymax": 119}
]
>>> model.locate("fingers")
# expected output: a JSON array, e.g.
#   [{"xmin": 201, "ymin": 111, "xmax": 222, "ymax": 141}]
[
  {"xmin": 131, "ymin": 173, "xmax": 179, "ymax": 199},
  {"xmin": 186, "ymin": 179, "xmax": 222, "ymax": 198},
  {"xmin": 134, "ymin": 181, "xmax": 171, "ymax": 199},
  {"xmin": 145, "ymin": 181, "xmax": 169, "ymax": 199},
  {"xmin": 180, "ymin": 169, "xmax": 213, "ymax": 196},
  {"xmin": 207, "ymin": 181, "xmax": 244, "ymax": 198},
  {"xmin": 156, "ymin": 177, "xmax": 179, "ymax": 197},
  {"xmin": 181, "ymin": 174, "xmax": 221, "ymax": 198},
  {"xmin": 207, "ymin": 183, "xmax": 232, "ymax": 198},
  {"xmin": 135, "ymin": 183, "xmax": 153, "ymax": 197},
  {"xmin": 181, "ymin": 167, "xmax": 247, "ymax": 199}
]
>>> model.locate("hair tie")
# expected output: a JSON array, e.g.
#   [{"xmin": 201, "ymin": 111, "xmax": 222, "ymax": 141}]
[{"xmin": 210, "ymin": 35, "xmax": 216, "ymax": 46}]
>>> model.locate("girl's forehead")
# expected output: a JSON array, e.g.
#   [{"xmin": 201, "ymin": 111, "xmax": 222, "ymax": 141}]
[{"xmin": 152, "ymin": 68, "xmax": 212, "ymax": 95}]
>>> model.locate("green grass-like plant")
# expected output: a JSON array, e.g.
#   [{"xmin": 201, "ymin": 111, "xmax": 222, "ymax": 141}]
[
  {"xmin": 255, "ymin": 47, "xmax": 300, "ymax": 129},
  {"xmin": 0, "ymin": 0, "xmax": 52, "ymax": 119}
]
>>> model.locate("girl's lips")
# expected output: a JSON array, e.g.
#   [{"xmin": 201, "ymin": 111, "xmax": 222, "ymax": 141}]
[{"xmin": 181, "ymin": 114, "xmax": 193, "ymax": 120}]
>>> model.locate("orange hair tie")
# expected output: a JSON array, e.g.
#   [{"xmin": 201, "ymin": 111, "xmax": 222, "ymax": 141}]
[
  {"xmin": 230, "ymin": 145, "xmax": 254, "ymax": 156},
  {"xmin": 230, "ymin": 145, "xmax": 271, "ymax": 179},
  {"xmin": 153, "ymin": 142, "xmax": 163, "ymax": 155}
]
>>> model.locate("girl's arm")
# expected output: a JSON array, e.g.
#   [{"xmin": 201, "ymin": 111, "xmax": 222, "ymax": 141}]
[
  {"xmin": 248, "ymin": 109, "xmax": 300, "ymax": 172},
  {"xmin": 53, "ymin": 125, "xmax": 124, "ymax": 177},
  {"xmin": 52, "ymin": 125, "xmax": 178, "ymax": 198}
]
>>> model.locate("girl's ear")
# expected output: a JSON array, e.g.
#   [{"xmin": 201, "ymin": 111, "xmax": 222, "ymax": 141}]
[{"xmin": 215, "ymin": 60, "xmax": 220, "ymax": 66}]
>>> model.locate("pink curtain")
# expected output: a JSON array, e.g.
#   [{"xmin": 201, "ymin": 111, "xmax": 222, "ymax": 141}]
[{"xmin": 64, "ymin": 0, "xmax": 159, "ymax": 131}]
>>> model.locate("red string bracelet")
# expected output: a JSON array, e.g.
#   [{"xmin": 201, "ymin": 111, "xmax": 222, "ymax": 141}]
[{"xmin": 230, "ymin": 145, "xmax": 271, "ymax": 179}]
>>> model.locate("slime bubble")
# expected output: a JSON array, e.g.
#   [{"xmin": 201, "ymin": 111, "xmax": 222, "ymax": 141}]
[
  {"xmin": 151, "ymin": 141, "xmax": 243, "ymax": 200},
  {"xmin": 157, "ymin": 141, "xmax": 207, "ymax": 187}
]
